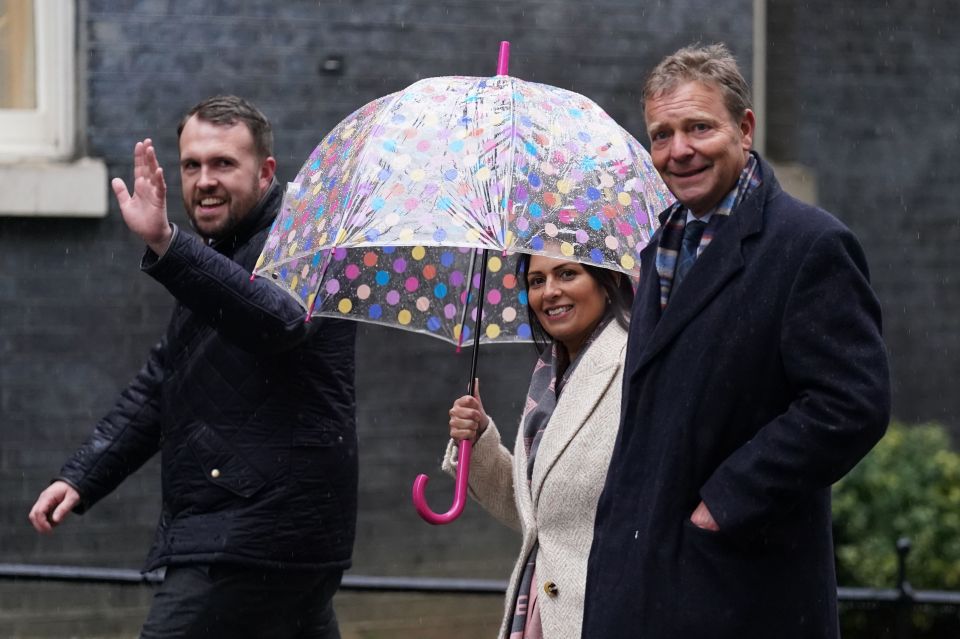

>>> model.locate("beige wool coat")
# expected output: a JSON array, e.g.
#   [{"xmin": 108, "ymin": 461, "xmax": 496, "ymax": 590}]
[{"xmin": 442, "ymin": 320, "xmax": 627, "ymax": 639}]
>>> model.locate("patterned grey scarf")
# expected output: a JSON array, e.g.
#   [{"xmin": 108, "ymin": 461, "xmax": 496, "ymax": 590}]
[{"xmin": 509, "ymin": 315, "xmax": 612, "ymax": 636}]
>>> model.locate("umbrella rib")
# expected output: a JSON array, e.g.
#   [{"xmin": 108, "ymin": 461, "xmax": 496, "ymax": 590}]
[
  {"xmin": 303, "ymin": 248, "xmax": 336, "ymax": 320},
  {"xmin": 327, "ymin": 87, "xmax": 412, "ymax": 249},
  {"xmin": 500, "ymin": 75, "xmax": 518, "ymax": 250},
  {"xmin": 455, "ymin": 248, "xmax": 480, "ymax": 352},
  {"xmin": 449, "ymin": 80, "xmax": 502, "ymax": 250}
]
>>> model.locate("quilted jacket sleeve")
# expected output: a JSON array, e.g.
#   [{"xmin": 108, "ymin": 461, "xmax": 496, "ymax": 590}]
[
  {"xmin": 57, "ymin": 338, "xmax": 165, "ymax": 513},
  {"xmin": 141, "ymin": 226, "xmax": 318, "ymax": 354}
]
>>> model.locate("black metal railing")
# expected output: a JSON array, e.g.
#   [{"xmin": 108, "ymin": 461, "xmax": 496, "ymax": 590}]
[
  {"xmin": 836, "ymin": 538, "xmax": 960, "ymax": 639},
  {"xmin": 2, "ymin": 538, "xmax": 959, "ymax": 638},
  {"xmin": 0, "ymin": 563, "xmax": 508, "ymax": 595}
]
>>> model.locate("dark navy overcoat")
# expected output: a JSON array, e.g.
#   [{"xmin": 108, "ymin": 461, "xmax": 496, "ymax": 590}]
[{"xmin": 582, "ymin": 157, "xmax": 890, "ymax": 639}]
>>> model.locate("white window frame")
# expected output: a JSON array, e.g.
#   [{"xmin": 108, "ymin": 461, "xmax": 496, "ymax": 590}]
[
  {"xmin": 0, "ymin": 0, "xmax": 75, "ymax": 160},
  {"xmin": 0, "ymin": 1, "xmax": 105, "ymax": 218}
]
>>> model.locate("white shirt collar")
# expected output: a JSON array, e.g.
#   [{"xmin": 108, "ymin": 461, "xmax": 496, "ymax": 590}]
[{"xmin": 685, "ymin": 210, "xmax": 714, "ymax": 224}]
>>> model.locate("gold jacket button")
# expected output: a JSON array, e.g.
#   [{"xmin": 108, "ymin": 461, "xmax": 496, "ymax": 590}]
[
  {"xmin": 543, "ymin": 581, "xmax": 558, "ymax": 597},
  {"xmin": 210, "ymin": 469, "xmax": 221, "ymax": 478}
]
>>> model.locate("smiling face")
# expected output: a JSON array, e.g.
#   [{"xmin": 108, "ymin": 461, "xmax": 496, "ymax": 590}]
[
  {"xmin": 178, "ymin": 115, "xmax": 276, "ymax": 240},
  {"xmin": 526, "ymin": 255, "xmax": 608, "ymax": 361},
  {"xmin": 645, "ymin": 80, "xmax": 755, "ymax": 216}
]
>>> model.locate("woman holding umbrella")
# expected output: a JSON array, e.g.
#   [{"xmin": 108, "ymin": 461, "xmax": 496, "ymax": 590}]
[{"xmin": 443, "ymin": 253, "xmax": 633, "ymax": 639}]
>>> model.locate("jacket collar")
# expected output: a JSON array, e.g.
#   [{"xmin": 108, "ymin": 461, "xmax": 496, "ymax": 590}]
[{"xmin": 630, "ymin": 153, "xmax": 781, "ymax": 376}]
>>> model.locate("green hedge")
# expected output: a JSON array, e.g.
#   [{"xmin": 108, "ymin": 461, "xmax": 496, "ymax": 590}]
[{"xmin": 833, "ymin": 421, "xmax": 960, "ymax": 589}]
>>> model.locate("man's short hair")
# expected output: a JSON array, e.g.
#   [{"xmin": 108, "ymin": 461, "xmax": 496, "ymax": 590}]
[
  {"xmin": 177, "ymin": 95, "xmax": 274, "ymax": 160},
  {"xmin": 643, "ymin": 43, "xmax": 752, "ymax": 123}
]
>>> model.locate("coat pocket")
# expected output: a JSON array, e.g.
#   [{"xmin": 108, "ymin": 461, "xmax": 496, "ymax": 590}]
[
  {"xmin": 277, "ymin": 419, "xmax": 356, "ymax": 546},
  {"xmin": 677, "ymin": 519, "xmax": 805, "ymax": 635},
  {"xmin": 289, "ymin": 418, "xmax": 354, "ymax": 506},
  {"xmin": 292, "ymin": 417, "xmax": 347, "ymax": 448},
  {"xmin": 187, "ymin": 424, "xmax": 267, "ymax": 498}
]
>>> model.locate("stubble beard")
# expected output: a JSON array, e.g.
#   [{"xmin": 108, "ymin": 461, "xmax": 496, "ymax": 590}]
[{"xmin": 184, "ymin": 175, "xmax": 262, "ymax": 242}]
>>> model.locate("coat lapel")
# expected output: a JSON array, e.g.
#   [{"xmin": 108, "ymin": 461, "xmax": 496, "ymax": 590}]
[
  {"xmin": 512, "ymin": 421, "xmax": 537, "ymax": 532},
  {"xmin": 625, "ymin": 240, "xmax": 664, "ymax": 375},
  {"xmin": 529, "ymin": 322, "xmax": 624, "ymax": 509},
  {"xmin": 630, "ymin": 181, "xmax": 768, "ymax": 377}
]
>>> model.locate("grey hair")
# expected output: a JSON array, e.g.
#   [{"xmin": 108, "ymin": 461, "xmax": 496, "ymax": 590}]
[{"xmin": 643, "ymin": 43, "xmax": 752, "ymax": 122}]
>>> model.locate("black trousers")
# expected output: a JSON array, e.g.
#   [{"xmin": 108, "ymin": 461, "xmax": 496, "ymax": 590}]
[{"xmin": 139, "ymin": 564, "xmax": 343, "ymax": 639}]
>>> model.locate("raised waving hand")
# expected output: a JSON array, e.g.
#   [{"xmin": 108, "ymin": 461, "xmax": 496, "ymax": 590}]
[{"xmin": 110, "ymin": 138, "xmax": 173, "ymax": 256}]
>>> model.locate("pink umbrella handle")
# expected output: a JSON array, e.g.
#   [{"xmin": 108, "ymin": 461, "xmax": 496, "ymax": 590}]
[{"xmin": 412, "ymin": 439, "xmax": 473, "ymax": 525}]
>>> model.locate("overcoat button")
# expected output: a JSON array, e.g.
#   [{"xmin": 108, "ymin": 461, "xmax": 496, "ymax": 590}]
[
  {"xmin": 210, "ymin": 469, "xmax": 221, "ymax": 478},
  {"xmin": 543, "ymin": 581, "xmax": 558, "ymax": 597}
]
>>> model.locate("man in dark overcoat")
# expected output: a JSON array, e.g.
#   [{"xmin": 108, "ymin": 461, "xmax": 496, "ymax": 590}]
[{"xmin": 581, "ymin": 44, "xmax": 890, "ymax": 638}]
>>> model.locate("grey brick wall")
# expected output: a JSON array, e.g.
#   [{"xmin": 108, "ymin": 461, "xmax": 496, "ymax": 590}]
[{"xmin": 766, "ymin": 0, "xmax": 960, "ymax": 428}]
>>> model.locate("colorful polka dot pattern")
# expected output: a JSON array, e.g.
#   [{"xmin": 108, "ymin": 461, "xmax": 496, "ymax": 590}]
[
  {"xmin": 255, "ymin": 75, "xmax": 672, "ymax": 345},
  {"xmin": 296, "ymin": 245, "xmax": 533, "ymax": 345}
]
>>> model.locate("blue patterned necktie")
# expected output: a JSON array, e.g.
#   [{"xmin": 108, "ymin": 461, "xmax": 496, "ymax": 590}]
[{"xmin": 674, "ymin": 219, "xmax": 707, "ymax": 291}]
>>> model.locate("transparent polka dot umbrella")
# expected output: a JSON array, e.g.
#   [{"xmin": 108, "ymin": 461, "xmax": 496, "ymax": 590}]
[{"xmin": 254, "ymin": 42, "xmax": 673, "ymax": 523}]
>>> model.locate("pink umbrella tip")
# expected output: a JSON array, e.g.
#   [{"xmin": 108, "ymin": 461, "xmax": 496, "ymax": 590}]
[{"xmin": 496, "ymin": 41, "xmax": 510, "ymax": 76}]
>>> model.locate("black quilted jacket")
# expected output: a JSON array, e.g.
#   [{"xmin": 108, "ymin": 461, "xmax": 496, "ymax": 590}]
[{"xmin": 58, "ymin": 182, "xmax": 358, "ymax": 571}]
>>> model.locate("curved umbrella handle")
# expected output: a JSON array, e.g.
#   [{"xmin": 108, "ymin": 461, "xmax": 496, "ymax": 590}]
[{"xmin": 412, "ymin": 439, "xmax": 473, "ymax": 525}]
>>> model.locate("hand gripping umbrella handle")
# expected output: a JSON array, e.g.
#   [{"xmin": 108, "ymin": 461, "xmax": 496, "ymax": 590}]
[{"xmin": 412, "ymin": 439, "xmax": 473, "ymax": 525}]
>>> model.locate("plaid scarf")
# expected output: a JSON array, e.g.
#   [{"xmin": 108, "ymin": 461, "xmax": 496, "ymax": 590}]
[
  {"xmin": 654, "ymin": 153, "xmax": 762, "ymax": 308},
  {"xmin": 509, "ymin": 316, "xmax": 612, "ymax": 638}
]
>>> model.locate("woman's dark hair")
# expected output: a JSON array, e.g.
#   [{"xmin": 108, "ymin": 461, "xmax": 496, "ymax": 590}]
[{"xmin": 516, "ymin": 253, "xmax": 634, "ymax": 353}]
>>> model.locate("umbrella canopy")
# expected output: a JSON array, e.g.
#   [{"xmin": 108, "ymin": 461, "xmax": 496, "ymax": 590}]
[
  {"xmin": 255, "ymin": 74, "xmax": 673, "ymax": 346},
  {"xmin": 254, "ymin": 43, "xmax": 673, "ymax": 524}
]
